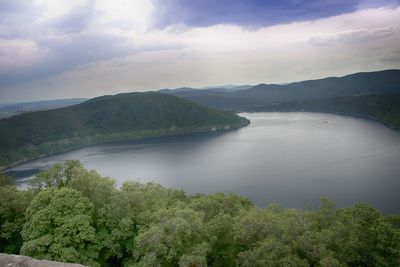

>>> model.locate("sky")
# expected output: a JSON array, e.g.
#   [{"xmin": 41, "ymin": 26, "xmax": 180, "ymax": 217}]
[{"xmin": 0, "ymin": 0, "xmax": 399, "ymax": 102}]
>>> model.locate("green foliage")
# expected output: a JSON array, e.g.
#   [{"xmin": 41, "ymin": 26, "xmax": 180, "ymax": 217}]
[
  {"xmin": 20, "ymin": 188, "xmax": 99, "ymax": 266},
  {"xmin": 122, "ymin": 181, "xmax": 188, "ymax": 225},
  {"xmin": 133, "ymin": 207, "xmax": 208, "ymax": 266},
  {"xmin": 1, "ymin": 161, "xmax": 399, "ymax": 266},
  {"xmin": 188, "ymin": 193, "xmax": 253, "ymax": 267},
  {"xmin": 68, "ymin": 168, "xmax": 135, "ymax": 265},
  {"xmin": 0, "ymin": 183, "xmax": 31, "ymax": 254},
  {"xmin": 254, "ymin": 93, "xmax": 400, "ymax": 129},
  {"xmin": 30, "ymin": 160, "xmax": 136, "ymax": 265},
  {"xmin": 0, "ymin": 171, "xmax": 12, "ymax": 186},
  {"xmin": 0, "ymin": 92, "xmax": 249, "ymax": 167},
  {"xmin": 168, "ymin": 69, "xmax": 400, "ymax": 112},
  {"xmin": 30, "ymin": 160, "xmax": 83, "ymax": 189},
  {"xmin": 162, "ymin": 70, "xmax": 400, "ymax": 129}
]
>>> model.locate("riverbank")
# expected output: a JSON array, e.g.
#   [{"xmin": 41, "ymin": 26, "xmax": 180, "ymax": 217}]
[
  {"xmin": 1, "ymin": 119, "xmax": 250, "ymax": 171},
  {"xmin": 246, "ymin": 93, "xmax": 400, "ymax": 130},
  {"xmin": 7, "ymin": 112, "xmax": 400, "ymax": 214}
]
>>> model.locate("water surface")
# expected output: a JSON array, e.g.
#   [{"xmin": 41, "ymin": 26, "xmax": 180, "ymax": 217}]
[{"xmin": 8, "ymin": 112, "xmax": 400, "ymax": 213}]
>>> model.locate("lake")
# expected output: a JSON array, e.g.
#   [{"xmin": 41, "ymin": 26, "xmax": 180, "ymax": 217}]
[{"xmin": 7, "ymin": 112, "xmax": 400, "ymax": 213}]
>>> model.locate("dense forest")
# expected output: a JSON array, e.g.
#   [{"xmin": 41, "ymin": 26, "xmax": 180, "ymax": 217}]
[
  {"xmin": 0, "ymin": 92, "xmax": 248, "ymax": 168},
  {"xmin": 251, "ymin": 93, "xmax": 400, "ymax": 129},
  {"xmin": 1, "ymin": 161, "xmax": 399, "ymax": 266},
  {"xmin": 163, "ymin": 70, "xmax": 400, "ymax": 110},
  {"xmin": 162, "ymin": 70, "xmax": 400, "ymax": 128}
]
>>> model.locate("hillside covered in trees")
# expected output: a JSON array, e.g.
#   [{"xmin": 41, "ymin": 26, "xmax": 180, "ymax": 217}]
[
  {"xmin": 163, "ymin": 70, "xmax": 400, "ymax": 109},
  {"xmin": 0, "ymin": 161, "xmax": 399, "ymax": 266},
  {"xmin": 0, "ymin": 92, "xmax": 248, "ymax": 168},
  {"xmin": 162, "ymin": 70, "xmax": 400, "ymax": 128},
  {"xmin": 252, "ymin": 93, "xmax": 400, "ymax": 129}
]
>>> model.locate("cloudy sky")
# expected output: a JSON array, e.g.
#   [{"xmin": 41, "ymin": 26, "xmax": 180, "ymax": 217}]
[{"xmin": 0, "ymin": 0, "xmax": 399, "ymax": 102}]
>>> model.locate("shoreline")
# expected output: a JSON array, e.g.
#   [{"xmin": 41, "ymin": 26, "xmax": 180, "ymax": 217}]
[
  {"xmin": 242, "ymin": 109, "xmax": 399, "ymax": 130},
  {"xmin": 2, "ymin": 119, "xmax": 250, "ymax": 172}
]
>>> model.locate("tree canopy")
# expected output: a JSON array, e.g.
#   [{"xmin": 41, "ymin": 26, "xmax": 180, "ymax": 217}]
[{"xmin": 1, "ymin": 161, "xmax": 399, "ymax": 266}]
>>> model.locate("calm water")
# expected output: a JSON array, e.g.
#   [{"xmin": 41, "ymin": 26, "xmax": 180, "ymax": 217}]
[{"xmin": 7, "ymin": 112, "xmax": 400, "ymax": 213}]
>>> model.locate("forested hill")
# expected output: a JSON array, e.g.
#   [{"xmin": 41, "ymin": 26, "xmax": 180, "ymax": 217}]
[
  {"xmin": 237, "ymin": 69, "xmax": 400, "ymax": 102},
  {"xmin": 163, "ymin": 69, "xmax": 400, "ymax": 110},
  {"xmin": 252, "ymin": 93, "xmax": 400, "ymax": 129},
  {"xmin": 162, "ymin": 69, "xmax": 400, "ymax": 128},
  {"xmin": 0, "ymin": 92, "xmax": 248, "ymax": 167}
]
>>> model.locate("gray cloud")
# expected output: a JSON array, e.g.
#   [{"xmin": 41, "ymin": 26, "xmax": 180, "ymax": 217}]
[
  {"xmin": 49, "ymin": 1, "xmax": 95, "ymax": 33},
  {"xmin": 0, "ymin": 33, "xmax": 134, "ymax": 86},
  {"xmin": 0, "ymin": 0, "xmax": 42, "ymax": 39},
  {"xmin": 308, "ymin": 26, "xmax": 397, "ymax": 46},
  {"xmin": 0, "ymin": 0, "xmax": 37, "ymax": 21},
  {"xmin": 151, "ymin": 0, "xmax": 361, "ymax": 28},
  {"xmin": 0, "ymin": 1, "xmax": 399, "ymax": 102},
  {"xmin": 0, "ymin": 0, "xmax": 138, "ymax": 86}
]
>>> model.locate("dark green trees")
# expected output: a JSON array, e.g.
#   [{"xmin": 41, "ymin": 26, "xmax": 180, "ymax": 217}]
[
  {"xmin": 0, "ymin": 174, "xmax": 30, "ymax": 254},
  {"xmin": 27, "ymin": 160, "xmax": 137, "ymax": 266},
  {"xmin": 0, "ymin": 92, "xmax": 249, "ymax": 167},
  {"xmin": 21, "ymin": 188, "xmax": 99, "ymax": 266},
  {"xmin": 1, "ymin": 161, "xmax": 399, "ymax": 266}
]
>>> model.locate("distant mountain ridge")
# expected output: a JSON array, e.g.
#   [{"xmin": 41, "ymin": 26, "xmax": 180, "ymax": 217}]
[
  {"xmin": 238, "ymin": 69, "xmax": 400, "ymax": 100},
  {"xmin": 159, "ymin": 69, "xmax": 400, "ymax": 128},
  {"xmin": 0, "ymin": 98, "xmax": 87, "ymax": 118},
  {"xmin": 162, "ymin": 69, "xmax": 400, "ymax": 110},
  {"xmin": 0, "ymin": 92, "xmax": 248, "ymax": 167},
  {"xmin": 159, "ymin": 84, "xmax": 253, "ymax": 95},
  {"xmin": 252, "ymin": 93, "xmax": 400, "ymax": 129}
]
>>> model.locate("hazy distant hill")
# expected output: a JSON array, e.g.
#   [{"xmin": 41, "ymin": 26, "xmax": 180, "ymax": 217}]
[
  {"xmin": 159, "ymin": 84, "xmax": 253, "ymax": 96},
  {"xmin": 0, "ymin": 92, "xmax": 248, "ymax": 167},
  {"xmin": 0, "ymin": 98, "xmax": 87, "ymax": 118},
  {"xmin": 200, "ymin": 84, "xmax": 253, "ymax": 91},
  {"xmin": 164, "ymin": 69, "xmax": 400, "ymax": 110},
  {"xmin": 236, "ymin": 69, "xmax": 400, "ymax": 100}
]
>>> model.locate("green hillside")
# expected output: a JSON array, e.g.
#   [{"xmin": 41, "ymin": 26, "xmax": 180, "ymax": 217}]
[
  {"xmin": 251, "ymin": 93, "xmax": 400, "ymax": 129},
  {"xmin": 0, "ymin": 92, "xmax": 249, "ymax": 167},
  {"xmin": 165, "ymin": 69, "xmax": 400, "ymax": 110},
  {"xmin": 162, "ymin": 70, "xmax": 400, "ymax": 128}
]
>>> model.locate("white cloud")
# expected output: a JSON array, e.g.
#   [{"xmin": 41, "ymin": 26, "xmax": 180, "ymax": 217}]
[
  {"xmin": 0, "ymin": 39, "xmax": 45, "ymax": 71},
  {"xmin": 307, "ymin": 26, "xmax": 396, "ymax": 46},
  {"xmin": 34, "ymin": 0, "xmax": 88, "ymax": 21},
  {"xmin": 1, "ymin": 6, "xmax": 400, "ymax": 101},
  {"xmin": 94, "ymin": 0, "xmax": 154, "ymax": 32}
]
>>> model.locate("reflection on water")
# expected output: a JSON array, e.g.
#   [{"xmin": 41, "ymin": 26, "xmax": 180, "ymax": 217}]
[{"xmin": 7, "ymin": 112, "xmax": 400, "ymax": 213}]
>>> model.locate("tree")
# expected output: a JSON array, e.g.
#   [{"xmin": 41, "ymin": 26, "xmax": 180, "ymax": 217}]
[
  {"xmin": 29, "ymin": 160, "xmax": 83, "ymax": 190},
  {"xmin": 1, "ymin": 162, "xmax": 399, "ymax": 266},
  {"xmin": 237, "ymin": 238, "xmax": 308, "ymax": 267},
  {"xmin": 133, "ymin": 207, "xmax": 208, "ymax": 266},
  {"xmin": 188, "ymin": 193, "xmax": 252, "ymax": 266},
  {"xmin": 0, "ymin": 184, "xmax": 30, "ymax": 254},
  {"xmin": 20, "ymin": 188, "xmax": 99, "ymax": 266},
  {"xmin": 0, "ymin": 171, "xmax": 12, "ymax": 186},
  {"xmin": 28, "ymin": 161, "xmax": 138, "ymax": 266},
  {"xmin": 331, "ymin": 204, "xmax": 400, "ymax": 266},
  {"xmin": 122, "ymin": 181, "xmax": 187, "ymax": 225},
  {"xmin": 68, "ymin": 169, "xmax": 136, "ymax": 266}
]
